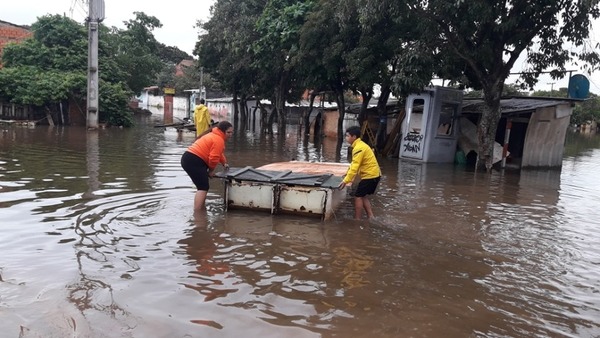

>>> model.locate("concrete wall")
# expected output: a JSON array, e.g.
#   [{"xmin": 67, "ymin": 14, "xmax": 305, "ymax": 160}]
[{"xmin": 147, "ymin": 95, "xmax": 189, "ymax": 111}]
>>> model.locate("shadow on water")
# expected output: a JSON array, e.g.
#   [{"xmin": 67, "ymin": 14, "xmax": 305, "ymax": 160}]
[{"xmin": 1, "ymin": 121, "xmax": 599, "ymax": 337}]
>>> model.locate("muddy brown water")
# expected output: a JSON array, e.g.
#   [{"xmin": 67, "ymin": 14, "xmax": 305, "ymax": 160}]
[{"xmin": 1, "ymin": 116, "xmax": 599, "ymax": 337}]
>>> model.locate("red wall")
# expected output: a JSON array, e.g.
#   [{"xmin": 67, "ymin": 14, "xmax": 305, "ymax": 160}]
[{"xmin": 0, "ymin": 23, "xmax": 32, "ymax": 65}]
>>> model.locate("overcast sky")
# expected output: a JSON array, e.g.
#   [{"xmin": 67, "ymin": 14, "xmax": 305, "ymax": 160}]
[
  {"xmin": 3, "ymin": 0, "xmax": 600, "ymax": 94},
  {"xmin": 4, "ymin": 0, "xmax": 215, "ymax": 55}
]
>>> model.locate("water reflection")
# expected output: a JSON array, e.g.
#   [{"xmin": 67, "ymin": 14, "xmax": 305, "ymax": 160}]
[{"xmin": 84, "ymin": 130, "xmax": 100, "ymax": 198}]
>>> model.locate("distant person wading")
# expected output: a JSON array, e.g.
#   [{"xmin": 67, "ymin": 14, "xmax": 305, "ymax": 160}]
[{"xmin": 193, "ymin": 98, "xmax": 211, "ymax": 138}]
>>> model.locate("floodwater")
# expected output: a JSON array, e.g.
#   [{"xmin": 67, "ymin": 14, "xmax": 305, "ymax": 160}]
[{"xmin": 1, "ymin": 114, "xmax": 599, "ymax": 338}]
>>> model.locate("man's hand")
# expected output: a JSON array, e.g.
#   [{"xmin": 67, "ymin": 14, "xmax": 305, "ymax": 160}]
[
  {"xmin": 223, "ymin": 163, "xmax": 230, "ymax": 171},
  {"xmin": 338, "ymin": 181, "xmax": 346, "ymax": 190},
  {"xmin": 208, "ymin": 169, "xmax": 215, "ymax": 178}
]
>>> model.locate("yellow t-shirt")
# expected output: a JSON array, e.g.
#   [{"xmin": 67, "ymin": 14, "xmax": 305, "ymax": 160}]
[{"xmin": 343, "ymin": 138, "xmax": 380, "ymax": 184}]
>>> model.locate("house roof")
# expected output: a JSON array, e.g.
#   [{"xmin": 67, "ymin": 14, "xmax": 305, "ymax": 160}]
[
  {"xmin": 0, "ymin": 20, "xmax": 30, "ymax": 29},
  {"xmin": 177, "ymin": 59, "xmax": 195, "ymax": 67},
  {"xmin": 346, "ymin": 98, "xmax": 401, "ymax": 115},
  {"xmin": 462, "ymin": 96, "xmax": 580, "ymax": 115}
]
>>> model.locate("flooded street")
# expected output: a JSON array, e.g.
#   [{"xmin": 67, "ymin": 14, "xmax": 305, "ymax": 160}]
[{"xmin": 1, "ymin": 115, "xmax": 599, "ymax": 337}]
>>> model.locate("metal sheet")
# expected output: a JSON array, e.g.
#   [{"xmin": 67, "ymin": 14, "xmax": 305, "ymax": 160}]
[
  {"xmin": 226, "ymin": 182, "xmax": 274, "ymax": 212},
  {"xmin": 278, "ymin": 186, "xmax": 328, "ymax": 216},
  {"xmin": 217, "ymin": 167, "xmax": 343, "ymax": 188}
]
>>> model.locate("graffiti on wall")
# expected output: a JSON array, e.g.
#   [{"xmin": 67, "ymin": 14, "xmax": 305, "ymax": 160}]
[
  {"xmin": 208, "ymin": 104, "xmax": 231, "ymax": 119},
  {"xmin": 403, "ymin": 133, "xmax": 424, "ymax": 153}
]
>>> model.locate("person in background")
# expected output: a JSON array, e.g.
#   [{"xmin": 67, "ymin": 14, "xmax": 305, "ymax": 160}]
[
  {"xmin": 193, "ymin": 98, "xmax": 211, "ymax": 138},
  {"xmin": 338, "ymin": 125, "xmax": 381, "ymax": 220},
  {"xmin": 181, "ymin": 121, "xmax": 233, "ymax": 210}
]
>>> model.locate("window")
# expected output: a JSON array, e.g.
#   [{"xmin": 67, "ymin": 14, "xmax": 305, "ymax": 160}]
[
  {"xmin": 436, "ymin": 103, "xmax": 457, "ymax": 136},
  {"xmin": 408, "ymin": 99, "xmax": 425, "ymax": 134}
]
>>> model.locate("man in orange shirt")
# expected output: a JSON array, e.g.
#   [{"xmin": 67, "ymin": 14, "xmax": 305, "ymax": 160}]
[{"xmin": 181, "ymin": 121, "xmax": 233, "ymax": 210}]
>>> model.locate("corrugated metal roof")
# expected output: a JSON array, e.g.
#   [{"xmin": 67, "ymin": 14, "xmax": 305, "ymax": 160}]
[{"xmin": 462, "ymin": 97, "xmax": 579, "ymax": 115}]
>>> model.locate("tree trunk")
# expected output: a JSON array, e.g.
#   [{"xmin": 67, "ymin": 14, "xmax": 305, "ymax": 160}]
[
  {"xmin": 477, "ymin": 82, "xmax": 503, "ymax": 171},
  {"xmin": 275, "ymin": 75, "xmax": 287, "ymax": 135},
  {"xmin": 259, "ymin": 102, "xmax": 270, "ymax": 134},
  {"xmin": 267, "ymin": 106, "xmax": 276, "ymax": 134},
  {"xmin": 375, "ymin": 85, "xmax": 391, "ymax": 151},
  {"xmin": 239, "ymin": 95, "xmax": 248, "ymax": 131},
  {"xmin": 233, "ymin": 93, "xmax": 239, "ymax": 124},
  {"xmin": 304, "ymin": 90, "xmax": 318, "ymax": 134},
  {"xmin": 335, "ymin": 88, "xmax": 346, "ymax": 145},
  {"xmin": 358, "ymin": 89, "xmax": 372, "ymax": 126}
]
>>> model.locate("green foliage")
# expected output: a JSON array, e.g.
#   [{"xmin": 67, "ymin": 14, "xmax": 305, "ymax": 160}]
[
  {"xmin": 569, "ymin": 94, "xmax": 600, "ymax": 126},
  {"xmin": 157, "ymin": 43, "xmax": 192, "ymax": 64},
  {"xmin": 110, "ymin": 12, "xmax": 164, "ymax": 94},
  {"xmin": 0, "ymin": 12, "xmax": 188, "ymax": 127},
  {"xmin": 295, "ymin": 0, "xmax": 354, "ymax": 92},
  {"xmin": 0, "ymin": 66, "xmax": 82, "ymax": 105},
  {"xmin": 3, "ymin": 15, "xmax": 88, "ymax": 72},
  {"xmin": 99, "ymin": 81, "xmax": 133, "ymax": 127},
  {"xmin": 122, "ymin": 12, "xmax": 162, "ymax": 54},
  {"xmin": 464, "ymin": 84, "xmax": 531, "ymax": 98},
  {"xmin": 197, "ymin": 0, "xmax": 267, "ymax": 99},
  {"xmin": 156, "ymin": 63, "xmax": 177, "ymax": 89},
  {"xmin": 530, "ymin": 87, "xmax": 569, "ymax": 98}
]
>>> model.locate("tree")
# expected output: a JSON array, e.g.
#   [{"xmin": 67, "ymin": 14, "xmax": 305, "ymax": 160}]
[
  {"xmin": 0, "ymin": 12, "xmax": 175, "ymax": 127},
  {"xmin": 295, "ymin": 0, "xmax": 356, "ymax": 144},
  {"xmin": 157, "ymin": 43, "xmax": 192, "ymax": 64},
  {"xmin": 570, "ymin": 94, "xmax": 600, "ymax": 126},
  {"xmin": 253, "ymin": 0, "xmax": 316, "ymax": 132},
  {"xmin": 197, "ymin": 0, "xmax": 268, "ymax": 125},
  {"xmin": 0, "ymin": 15, "xmax": 133, "ymax": 126},
  {"xmin": 407, "ymin": 0, "xmax": 600, "ymax": 170},
  {"xmin": 111, "ymin": 12, "xmax": 164, "ymax": 95},
  {"xmin": 328, "ymin": 0, "xmax": 435, "ymax": 149}
]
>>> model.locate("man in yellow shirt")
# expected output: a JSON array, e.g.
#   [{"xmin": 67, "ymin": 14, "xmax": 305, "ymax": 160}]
[
  {"xmin": 193, "ymin": 98, "xmax": 211, "ymax": 138},
  {"xmin": 338, "ymin": 126, "xmax": 381, "ymax": 220}
]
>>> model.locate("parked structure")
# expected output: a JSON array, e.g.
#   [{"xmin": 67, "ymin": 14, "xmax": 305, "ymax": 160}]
[
  {"xmin": 461, "ymin": 97, "xmax": 577, "ymax": 168},
  {"xmin": 399, "ymin": 87, "xmax": 464, "ymax": 163}
]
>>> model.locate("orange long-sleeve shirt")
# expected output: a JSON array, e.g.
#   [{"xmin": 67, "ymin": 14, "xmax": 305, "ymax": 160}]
[{"xmin": 187, "ymin": 127, "xmax": 227, "ymax": 170}]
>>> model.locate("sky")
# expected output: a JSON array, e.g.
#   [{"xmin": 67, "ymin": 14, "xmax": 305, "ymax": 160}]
[
  {"xmin": 3, "ymin": 0, "xmax": 215, "ymax": 55},
  {"xmin": 3, "ymin": 0, "xmax": 600, "ymax": 94}
]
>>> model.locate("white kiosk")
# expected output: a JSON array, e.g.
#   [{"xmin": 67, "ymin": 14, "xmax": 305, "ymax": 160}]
[{"xmin": 399, "ymin": 87, "xmax": 463, "ymax": 162}]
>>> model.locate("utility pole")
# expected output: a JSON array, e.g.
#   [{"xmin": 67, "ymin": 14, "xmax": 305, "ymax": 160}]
[
  {"xmin": 200, "ymin": 67, "xmax": 205, "ymax": 100},
  {"xmin": 87, "ymin": 0, "xmax": 104, "ymax": 129},
  {"xmin": 547, "ymin": 82, "xmax": 555, "ymax": 92}
]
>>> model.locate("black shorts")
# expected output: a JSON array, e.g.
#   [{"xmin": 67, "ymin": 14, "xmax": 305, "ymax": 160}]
[
  {"xmin": 354, "ymin": 177, "xmax": 380, "ymax": 197},
  {"xmin": 181, "ymin": 151, "xmax": 209, "ymax": 191}
]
